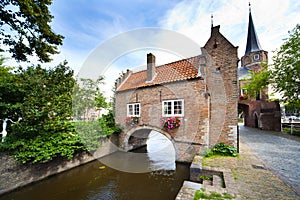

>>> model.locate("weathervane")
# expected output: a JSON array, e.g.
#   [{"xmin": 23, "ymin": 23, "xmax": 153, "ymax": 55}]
[
  {"xmin": 211, "ymin": 14, "xmax": 214, "ymax": 28},
  {"xmin": 1, "ymin": 117, "xmax": 22, "ymax": 142},
  {"xmin": 249, "ymin": 1, "xmax": 251, "ymax": 12}
]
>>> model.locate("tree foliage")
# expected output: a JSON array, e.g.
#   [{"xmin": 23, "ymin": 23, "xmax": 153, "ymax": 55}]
[
  {"xmin": 0, "ymin": 56, "xmax": 23, "ymax": 118},
  {"xmin": 243, "ymin": 24, "xmax": 300, "ymax": 106},
  {"xmin": 272, "ymin": 24, "xmax": 300, "ymax": 104},
  {"xmin": 72, "ymin": 76, "xmax": 107, "ymax": 120},
  {"xmin": 242, "ymin": 63, "xmax": 270, "ymax": 99},
  {"xmin": 0, "ymin": 0, "xmax": 64, "ymax": 62},
  {"xmin": 0, "ymin": 61, "xmax": 120, "ymax": 164},
  {"xmin": 0, "ymin": 62, "xmax": 84, "ymax": 163}
]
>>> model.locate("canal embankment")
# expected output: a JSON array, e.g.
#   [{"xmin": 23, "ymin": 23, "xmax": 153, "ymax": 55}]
[
  {"xmin": 0, "ymin": 136, "xmax": 119, "ymax": 196},
  {"xmin": 0, "ymin": 132, "xmax": 190, "ymax": 200}
]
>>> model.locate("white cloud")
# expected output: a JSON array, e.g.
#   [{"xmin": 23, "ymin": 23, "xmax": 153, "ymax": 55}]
[
  {"xmin": 40, "ymin": 0, "xmax": 299, "ymax": 101},
  {"xmin": 159, "ymin": 0, "xmax": 300, "ymax": 64}
]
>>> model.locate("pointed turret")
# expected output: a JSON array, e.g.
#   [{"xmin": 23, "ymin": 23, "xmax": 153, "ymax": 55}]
[
  {"xmin": 239, "ymin": 3, "xmax": 269, "ymax": 100},
  {"xmin": 240, "ymin": 3, "xmax": 267, "ymax": 70},
  {"xmin": 245, "ymin": 11, "xmax": 262, "ymax": 55}
]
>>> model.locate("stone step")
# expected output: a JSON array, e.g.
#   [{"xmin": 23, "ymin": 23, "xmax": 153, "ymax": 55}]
[
  {"xmin": 182, "ymin": 181, "xmax": 202, "ymax": 190},
  {"xmin": 213, "ymin": 175, "xmax": 224, "ymax": 188},
  {"xmin": 202, "ymin": 179, "xmax": 212, "ymax": 187}
]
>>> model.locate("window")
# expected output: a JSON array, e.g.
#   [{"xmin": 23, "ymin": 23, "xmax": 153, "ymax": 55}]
[
  {"xmin": 127, "ymin": 103, "xmax": 140, "ymax": 117},
  {"xmin": 253, "ymin": 54, "xmax": 259, "ymax": 60},
  {"xmin": 162, "ymin": 99, "xmax": 184, "ymax": 117}
]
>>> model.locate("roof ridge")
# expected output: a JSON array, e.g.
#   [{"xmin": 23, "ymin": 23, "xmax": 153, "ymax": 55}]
[
  {"xmin": 132, "ymin": 54, "xmax": 200, "ymax": 74},
  {"xmin": 157, "ymin": 54, "xmax": 200, "ymax": 68}
]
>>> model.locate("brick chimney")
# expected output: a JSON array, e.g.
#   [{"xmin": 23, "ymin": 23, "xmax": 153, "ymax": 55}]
[{"xmin": 146, "ymin": 53, "xmax": 156, "ymax": 82}]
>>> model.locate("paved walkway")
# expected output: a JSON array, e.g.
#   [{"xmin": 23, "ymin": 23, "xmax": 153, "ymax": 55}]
[{"xmin": 239, "ymin": 125, "xmax": 300, "ymax": 195}]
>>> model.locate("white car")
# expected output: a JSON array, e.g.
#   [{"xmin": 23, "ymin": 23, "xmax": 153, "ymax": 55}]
[{"xmin": 288, "ymin": 116, "xmax": 298, "ymax": 120}]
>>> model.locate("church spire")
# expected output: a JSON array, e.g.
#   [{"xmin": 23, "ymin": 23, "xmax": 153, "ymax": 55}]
[{"xmin": 245, "ymin": 3, "xmax": 262, "ymax": 55}]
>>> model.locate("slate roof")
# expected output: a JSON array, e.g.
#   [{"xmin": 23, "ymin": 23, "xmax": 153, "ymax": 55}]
[
  {"xmin": 245, "ymin": 11, "xmax": 262, "ymax": 55},
  {"xmin": 117, "ymin": 55, "xmax": 200, "ymax": 92}
]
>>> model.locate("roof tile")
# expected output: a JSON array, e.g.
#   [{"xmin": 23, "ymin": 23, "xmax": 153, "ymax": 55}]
[{"xmin": 117, "ymin": 55, "xmax": 200, "ymax": 92}]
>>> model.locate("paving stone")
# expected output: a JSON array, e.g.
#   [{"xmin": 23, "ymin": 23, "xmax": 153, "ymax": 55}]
[
  {"xmin": 240, "ymin": 125, "xmax": 300, "ymax": 196},
  {"xmin": 201, "ymin": 125, "xmax": 300, "ymax": 199},
  {"xmin": 212, "ymin": 175, "xmax": 223, "ymax": 188}
]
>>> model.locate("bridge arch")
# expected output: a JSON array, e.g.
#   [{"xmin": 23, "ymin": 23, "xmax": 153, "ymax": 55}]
[
  {"xmin": 120, "ymin": 125, "xmax": 201, "ymax": 162},
  {"xmin": 122, "ymin": 125, "xmax": 175, "ymax": 151}
]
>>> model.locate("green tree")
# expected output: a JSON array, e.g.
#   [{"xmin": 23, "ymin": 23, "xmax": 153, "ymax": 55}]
[
  {"xmin": 0, "ymin": 0, "xmax": 64, "ymax": 62},
  {"xmin": 72, "ymin": 76, "xmax": 105, "ymax": 120},
  {"xmin": 242, "ymin": 64, "xmax": 270, "ymax": 99},
  {"xmin": 13, "ymin": 62, "xmax": 75, "ymax": 138},
  {"xmin": 272, "ymin": 24, "xmax": 300, "ymax": 104},
  {"xmin": 95, "ymin": 92, "xmax": 108, "ymax": 109},
  {"xmin": 0, "ymin": 61, "xmax": 120, "ymax": 163},
  {"xmin": 0, "ymin": 62, "xmax": 86, "ymax": 163},
  {"xmin": 0, "ymin": 56, "xmax": 24, "ymax": 119}
]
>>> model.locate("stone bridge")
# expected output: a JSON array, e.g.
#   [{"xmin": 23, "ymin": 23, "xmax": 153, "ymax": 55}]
[{"xmin": 119, "ymin": 125, "xmax": 202, "ymax": 163}]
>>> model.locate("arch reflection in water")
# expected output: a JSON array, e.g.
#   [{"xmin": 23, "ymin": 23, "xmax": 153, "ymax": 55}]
[
  {"xmin": 147, "ymin": 130, "xmax": 176, "ymax": 171},
  {"xmin": 99, "ymin": 130, "xmax": 176, "ymax": 173}
]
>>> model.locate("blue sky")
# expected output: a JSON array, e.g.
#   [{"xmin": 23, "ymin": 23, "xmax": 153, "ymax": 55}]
[
  {"xmin": 5, "ymin": 0, "xmax": 300, "ymax": 97},
  {"xmin": 48, "ymin": 0, "xmax": 300, "ymax": 64},
  {"xmin": 45, "ymin": 0, "xmax": 300, "ymax": 97}
]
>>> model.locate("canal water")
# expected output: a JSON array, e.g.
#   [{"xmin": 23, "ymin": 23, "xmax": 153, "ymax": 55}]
[{"xmin": 1, "ymin": 131, "xmax": 190, "ymax": 200}]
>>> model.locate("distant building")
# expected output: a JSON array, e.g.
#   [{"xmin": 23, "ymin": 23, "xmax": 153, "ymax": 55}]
[{"xmin": 238, "ymin": 5, "xmax": 281, "ymax": 131}]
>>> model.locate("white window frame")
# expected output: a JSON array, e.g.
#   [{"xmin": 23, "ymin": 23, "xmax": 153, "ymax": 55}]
[
  {"xmin": 127, "ymin": 103, "xmax": 140, "ymax": 117},
  {"xmin": 162, "ymin": 99, "xmax": 184, "ymax": 117},
  {"xmin": 253, "ymin": 54, "xmax": 259, "ymax": 60}
]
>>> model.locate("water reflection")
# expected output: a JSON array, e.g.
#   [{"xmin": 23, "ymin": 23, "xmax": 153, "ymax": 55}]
[
  {"xmin": 147, "ymin": 130, "xmax": 176, "ymax": 171},
  {"xmin": 99, "ymin": 130, "xmax": 176, "ymax": 173},
  {"xmin": 1, "ymin": 130, "xmax": 188, "ymax": 200}
]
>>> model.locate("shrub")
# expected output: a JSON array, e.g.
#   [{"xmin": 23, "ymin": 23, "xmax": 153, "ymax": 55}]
[
  {"xmin": 0, "ymin": 121, "xmax": 86, "ymax": 164},
  {"xmin": 194, "ymin": 189, "xmax": 235, "ymax": 200},
  {"xmin": 205, "ymin": 143, "xmax": 238, "ymax": 157}
]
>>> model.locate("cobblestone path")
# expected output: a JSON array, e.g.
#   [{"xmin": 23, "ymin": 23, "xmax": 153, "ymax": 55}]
[{"xmin": 239, "ymin": 125, "xmax": 300, "ymax": 195}]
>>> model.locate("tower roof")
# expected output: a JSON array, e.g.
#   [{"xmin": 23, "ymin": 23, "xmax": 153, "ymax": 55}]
[{"xmin": 245, "ymin": 10, "xmax": 262, "ymax": 55}]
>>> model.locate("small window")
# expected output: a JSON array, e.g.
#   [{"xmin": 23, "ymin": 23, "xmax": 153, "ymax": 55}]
[
  {"xmin": 162, "ymin": 99, "xmax": 184, "ymax": 117},
  {"xmin": 127, "ymin": 103, "xmax": 140, "ymax": 117},
  {"xmin": 253, "ymin": 54, "xmax": 259, "ymax": 60}
]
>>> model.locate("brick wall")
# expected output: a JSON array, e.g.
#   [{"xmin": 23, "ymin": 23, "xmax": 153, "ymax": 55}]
[
  {"xmin": 240, "ymin": 100, "xmax": 281, "ymax": 131},
  {"xmin": 203, "ymin": 25, "xmax": 239, "ymax": 148},
  {"xmin": 115, "ymin": 25, "xmax": 239, "ymax": 156},
  {"xmin": 241, "ymin": 51, "xmax": 268, "ymax": 69},
  {"xmin": 115, "ymin": 79, "xmax": 209, "ymax": 147}
]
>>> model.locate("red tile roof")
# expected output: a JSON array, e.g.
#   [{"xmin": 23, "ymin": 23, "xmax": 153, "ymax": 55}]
[{"xmin": 117, "ymin": 55, "xmax": 201, "ymax": 92}]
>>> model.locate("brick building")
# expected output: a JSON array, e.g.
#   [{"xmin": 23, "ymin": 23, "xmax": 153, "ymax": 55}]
[{"xmin": 114, "ymin": 25, "xmax": 239, "ymax": 162}]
